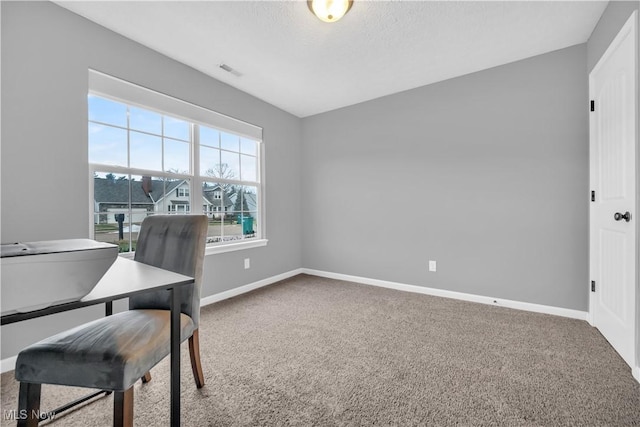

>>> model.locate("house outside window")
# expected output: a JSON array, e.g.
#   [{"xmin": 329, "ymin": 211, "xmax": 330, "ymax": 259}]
[{"xmin": 89, "ymin": 70, "xmax": 265, "ymax": 254}]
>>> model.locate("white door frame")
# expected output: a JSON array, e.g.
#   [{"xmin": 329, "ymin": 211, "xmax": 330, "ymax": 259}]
[{"xmin": 587, "ymin": 9, "xmax": 639, "ymax": 382}]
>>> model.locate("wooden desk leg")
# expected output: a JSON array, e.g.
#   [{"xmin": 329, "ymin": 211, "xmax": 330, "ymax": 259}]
[{"xmin": 170, "ymin": 287, "xmax": 180, "ymax": 427}]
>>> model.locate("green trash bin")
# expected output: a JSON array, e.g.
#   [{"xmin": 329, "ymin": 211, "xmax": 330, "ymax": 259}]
[{"xmin": 237, "ymin": 215, "xmax": 254, "ymax": 235}]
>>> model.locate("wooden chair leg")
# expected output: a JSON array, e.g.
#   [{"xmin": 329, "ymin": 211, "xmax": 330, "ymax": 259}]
[
  {"xmin": 141, "ymin": 371, "xmax": 152, "ymax": 383},
  {"xmin": 188, "ymin": 329, "xmax": 205, "ymax": 388},
  {"xmin": 113, "ymin": 388, "xmax": 133, "ymax": 427},
  {"xmin": 17, "ymin": 382, "xmax": 41, "ymax": 427}
]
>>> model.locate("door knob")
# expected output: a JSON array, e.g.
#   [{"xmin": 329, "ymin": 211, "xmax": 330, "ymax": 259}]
[{"xmin": 614, "ymin": 211, "xmax": 632, "ymax": 222}]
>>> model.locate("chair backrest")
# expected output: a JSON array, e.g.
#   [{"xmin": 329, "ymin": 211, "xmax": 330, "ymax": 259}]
[{"xmin": 129, "ymin": 215, "xmax": 208, "ymax": 328}]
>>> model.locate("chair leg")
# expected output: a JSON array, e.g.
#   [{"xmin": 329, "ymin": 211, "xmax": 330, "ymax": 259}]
[
  {"xmin": 188, "ymin": 329, "xmax": 205, "ymax": 388},
  {"xmin": 113, "ymin": 388, "xmax": 133, "ymax": 427},
  {"xmin": 17, "ymin": 382, "xmax": 41, "ymax": 427},
  {"xmin": 141, "ymin": 371, "xmax": 152, "ymax": 383}
]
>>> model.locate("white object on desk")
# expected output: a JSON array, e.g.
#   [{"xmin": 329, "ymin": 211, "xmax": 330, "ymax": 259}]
[{"xmin": 0, "ymin": 239, "xmax": 118, "ymax": 315}]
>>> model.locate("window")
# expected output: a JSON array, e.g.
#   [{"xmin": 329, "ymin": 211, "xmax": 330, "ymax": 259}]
[{"xmin": 89, "ymin": 70, "xmax": 264, "ymax": 254}]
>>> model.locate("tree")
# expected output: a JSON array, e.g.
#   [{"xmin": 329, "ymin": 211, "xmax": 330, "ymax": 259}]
[
  {"xmin": 205, "ymin": 163, "xmax": 235, "ymax": 181},
  {"xmin": 166, "ymin": 167, "xmax": 188, "ymax": 175},
  {"xmin": 205, "ymin": 163, "xmax": 235, "ymax": 194}
]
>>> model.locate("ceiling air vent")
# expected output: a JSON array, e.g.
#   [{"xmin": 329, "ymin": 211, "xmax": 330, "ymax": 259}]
[{"xmin": 219, "ymin": 63, "xmax": 242, "ymax": 77}]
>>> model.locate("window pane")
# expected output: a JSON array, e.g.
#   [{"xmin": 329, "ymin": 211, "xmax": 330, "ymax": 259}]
[
  {"xmin": 243, "ymin": 212, "xmax": 258, "ymax": 239},
  {"xmin": 229, "ymin": 211, "xmax": 256, "ymax": 240},
  {"xmin": 164, "ymin": 116, "xmax": 190, "ymax": 141},
  {"xmin": 130, "ymin": 131, "xmax": 162, "ymax": 171},
  {"xmin": 203, "ymin": 181, "xmax": 232, "ymax": 210},
  {"xmin": 203, "ymin": 181, "xmax": 231, "ymax": 244},
  {"xmin": 199, "ymin": 126, "xmax": 219, "ymax": 148},
  {"xmin": 240, "ymin": 154, "xmax": 257, "ymax": 182},
  {"xmin": 88, "ymin": 95, "xmax": 127, "ymax": 127},
  {"xmin": 89, "ymin": 124, "xmax": 127, "ymax": 166},
  {"xmin": 93, "ymin": 172, "xmax": 135, "ymax": 253},
  {"xmin": 221, "ymin": 132, "xmax": 239, "ymax": 152},
  {"xmin": 164, "ymin": 139, "xmax": 190, "ymax": 174},
  {"xmin": 132, "ymin": 175, "xmax": 165, "ymax": 212},
  {"xmin": 129, "ymin": 174, "xmax": 164, "ymax": 253},
  {"xmin": 130, "ymin": 106, "xmax": 161, "ymax": 134},
  {"xmin": 229, "ymin": 187, "xmax": 257, "ymax": 240},
  {"xmin": 206, "ymin": 221, "xmax": 223, "ymax": 244},
  {"xmin": 233, "ymin": 186, "xmax": 258, "ymax": 213},
  {"xmin": 200, "ymin": 147, "xmax": 220, "ymax": 178},
  {"xmin": 94, "ymin": 171, "xmax": 130, "ymax": 210},
  {"xmin": 94, "ymin": 212, "xmax": 125, "ymax": 249},
  {"xmin": 240, "ymin": 138, "xmax": 257, "ymax": 156},
  {"xmin": 227, "ymin": 212, "xmax": 245, "ymax": 241},
  {"xmin": 220, "ymin": 150, "xmax": 240, "ymax": 181},
  {"xmin": 162, "ymin": 178, "xmax": 191, "ymax": 214}
]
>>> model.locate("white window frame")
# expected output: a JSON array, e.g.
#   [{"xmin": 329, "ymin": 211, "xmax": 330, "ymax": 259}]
[{"xmin": 88, "ymin": 70, "xmax": 267, "ymax": 255}]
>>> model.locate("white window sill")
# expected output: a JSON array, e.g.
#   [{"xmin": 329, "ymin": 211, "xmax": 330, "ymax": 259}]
[
  {"xmin": 117, "ymin": 239, "xmax": 268, "ymax": 259},
  {"xmin": 118, "ymin": 251, "xmax": 135, "ymax": 260},
  {"xmin": 205, "ymin": 239, "xmax": 268, "ymax": 256}
]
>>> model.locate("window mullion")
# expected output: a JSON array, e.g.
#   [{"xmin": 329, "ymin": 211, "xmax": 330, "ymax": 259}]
[
  {"xmin": 127, "ymin": 173, "xmax": 133, "ymax": 252},
  {"xmin": 193, "ymin": 123, "xmax": 203, "ymax": 215},
  {"xmin": 161, "ymin": 115, "xmax": 165, "ymax": 178}
]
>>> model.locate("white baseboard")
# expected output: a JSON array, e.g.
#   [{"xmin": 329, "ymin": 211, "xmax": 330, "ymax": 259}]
[
  {"xmin": 634, "ymin": 366, "xmax": 640, "ymax": 384},
  {"xmin": 302, "ymin": 268, "xmax": 588, "ymax": 321},
  {"xmin": 585, "ymin": 310, "xmax": 594, "ymax": 326},
  {"xmin": 0, "ymin": 268, "xmax": 304, "ymax": 374},
  {"xmin": 0, "ymin": 267, "xmax": 592, "ymax": 373},
  {"xmin": 200, "ymin": 268, "xmax": 304, "ymax": 307},
  {"xmin": 1, "ymin": 356, "xmax": 17, "ymax": 375}
]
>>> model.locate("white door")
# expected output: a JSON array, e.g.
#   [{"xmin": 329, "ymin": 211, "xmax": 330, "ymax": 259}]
[{"xmin": 589, "ymin": 11, "xmax": 637, "ymax": 369}]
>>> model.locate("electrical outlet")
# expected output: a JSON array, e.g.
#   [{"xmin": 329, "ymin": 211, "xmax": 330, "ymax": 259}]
[
  {"xmin": 429, "ymin": 260, "xmax": 437, "ymax": 272},
  {"xmin": 244, "ymin": 258, "xmax": 250, "ymax": 269}
]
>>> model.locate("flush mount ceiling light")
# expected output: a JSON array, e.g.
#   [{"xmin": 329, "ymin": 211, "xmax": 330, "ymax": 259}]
[{"xmin": 308, "ymin": 0, "xmax": 353, "ymax": 23}]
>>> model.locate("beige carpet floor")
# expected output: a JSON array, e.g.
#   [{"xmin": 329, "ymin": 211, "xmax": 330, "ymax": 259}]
[{"xmin": 1, "ymin": 274, "xmax": 639, "ymax": 426}]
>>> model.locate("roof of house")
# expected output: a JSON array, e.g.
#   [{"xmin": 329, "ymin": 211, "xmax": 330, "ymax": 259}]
[
  {"xmin": 94, "ymin": 177, "xmax": 183, "ymax": 204},
  {"xmin": 203, "ymin": 186, "xmax": 233, "ymax": 207},
  {"xmin": 94, "ymin": 177, "xmax": 242, "ymax": 209}
]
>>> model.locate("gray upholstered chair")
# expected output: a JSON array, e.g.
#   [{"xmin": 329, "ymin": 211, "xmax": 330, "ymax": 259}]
[{"xmin": 14, "ymin": 215, "xmax": 208, "ymax": 426}]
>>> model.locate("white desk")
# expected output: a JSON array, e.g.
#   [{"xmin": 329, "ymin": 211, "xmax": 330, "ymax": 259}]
[{"xmin": 2, "ymin": 257, "xmax": 194, "ymax": 427}]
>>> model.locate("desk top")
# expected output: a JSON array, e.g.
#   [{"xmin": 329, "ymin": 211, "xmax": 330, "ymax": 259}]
[
  {"xmin": 1, "ymin": 257, "xmax": 194, "ymax": 325},
  {"xmin": 83, "ymin": 257, "xmax": 194, "ymax": 302}
]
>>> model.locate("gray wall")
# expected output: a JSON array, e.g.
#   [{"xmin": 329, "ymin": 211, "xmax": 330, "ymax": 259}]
[
  {"xmin": 586, "ymin": 0, "xmax": 640, "ymax": 373},
  {"xmin": 1, "ymin": 2, "xmax": 302, "ymax": 359},
  {"xmin": 2, "ymin": 1, "xmax": 622, "ymax": 362},
  {"xmin": 301, "ymin": 45, "xmax": 589, "ymax": 311}
]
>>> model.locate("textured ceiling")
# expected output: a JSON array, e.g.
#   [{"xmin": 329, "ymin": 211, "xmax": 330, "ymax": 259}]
[{"xmin": 55, "ymin": 1, "xmax": 608, "ymax": 118}]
